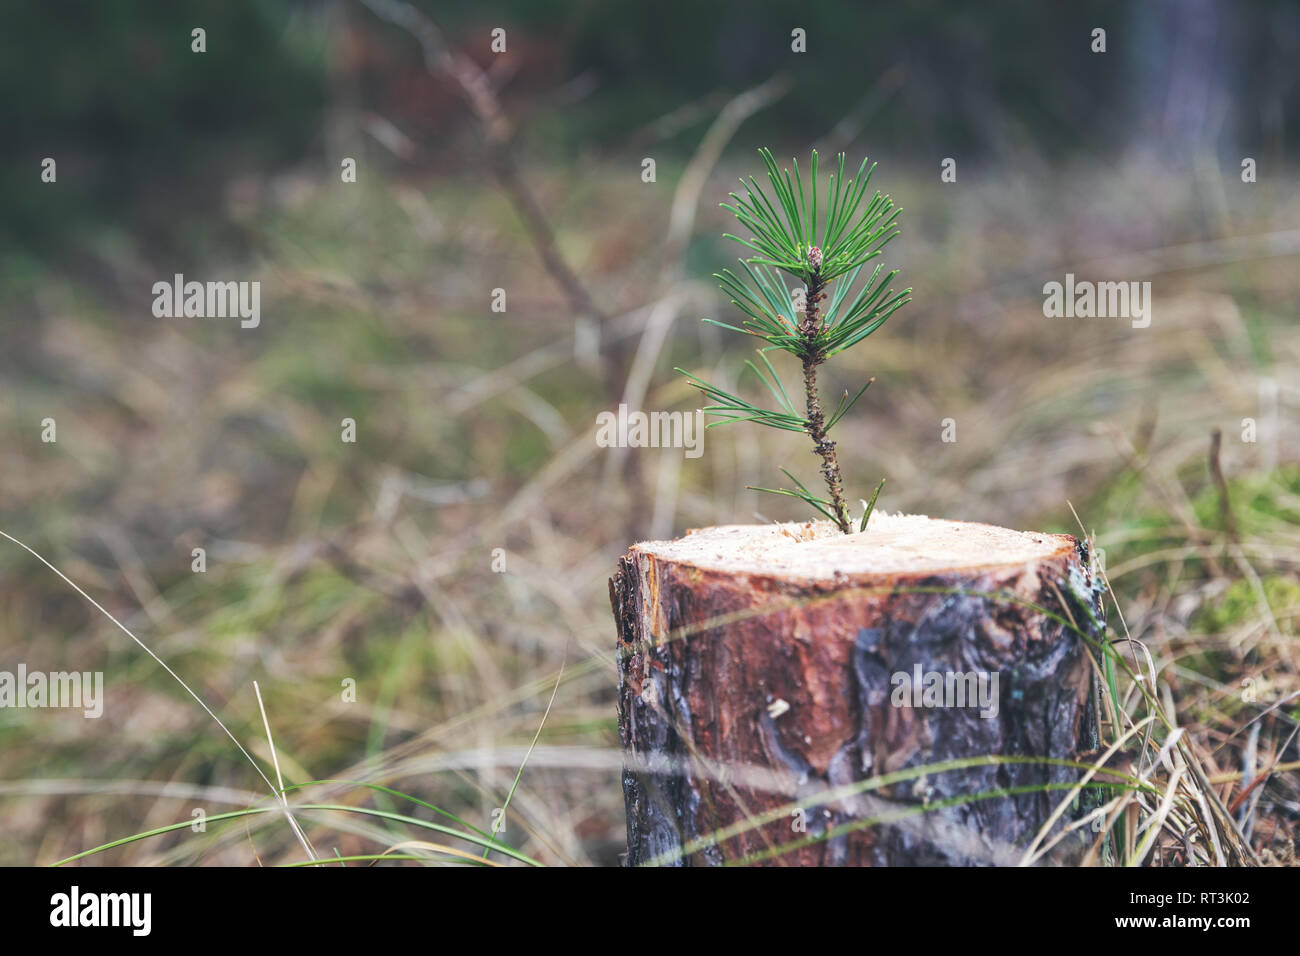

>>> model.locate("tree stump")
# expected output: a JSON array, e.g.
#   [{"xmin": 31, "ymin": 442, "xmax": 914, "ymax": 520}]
[{"xmin": 609, "ymin": 513, "xmax": 1105, "ymax": 866}]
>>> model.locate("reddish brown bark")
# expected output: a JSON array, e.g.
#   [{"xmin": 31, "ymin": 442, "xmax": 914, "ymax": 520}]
[{"xmin": 610, "ymin": 520, "xmax": 1105, "ymax": 866}]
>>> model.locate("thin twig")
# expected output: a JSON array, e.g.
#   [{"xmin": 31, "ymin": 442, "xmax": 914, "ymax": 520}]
[
  {"xmin": 1208, "ymin": 427, "xmax": 1239, "ymax": 542},
  {"xmin": 357, "ymin": 0, "xmax": 616, "ymax": 387}
]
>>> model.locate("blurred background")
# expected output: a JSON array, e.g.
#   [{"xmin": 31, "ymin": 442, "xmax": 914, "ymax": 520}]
[{"xmin": 0, "ymin": 0, "xmax": 1297, "ymax": 865}]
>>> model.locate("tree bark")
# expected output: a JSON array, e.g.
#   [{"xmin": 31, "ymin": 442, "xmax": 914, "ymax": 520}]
[{"xmin": 609, "ymin": 514, "xmax": 1106, "ymax": 866}]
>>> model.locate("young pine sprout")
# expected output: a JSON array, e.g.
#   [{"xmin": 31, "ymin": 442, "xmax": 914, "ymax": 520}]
[{"xmin": 677, "ymin": 148, "xmax": 911, "ymax": 534}]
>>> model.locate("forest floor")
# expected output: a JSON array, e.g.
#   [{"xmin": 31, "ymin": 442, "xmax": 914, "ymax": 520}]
[{"xmin": 1, "ymin": 154, "xmax": 1297, "ymax": 865}]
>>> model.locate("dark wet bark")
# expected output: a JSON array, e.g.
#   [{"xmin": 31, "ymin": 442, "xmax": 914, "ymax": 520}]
[{"xmin": 610, "ymin": 537, "xmax": 1105, "ymax": 866}]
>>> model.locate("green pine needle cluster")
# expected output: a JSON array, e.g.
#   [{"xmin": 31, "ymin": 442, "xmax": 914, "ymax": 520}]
[{"xmin": 676, "ymin": 148, "xmax": 911, "ymax": 534}]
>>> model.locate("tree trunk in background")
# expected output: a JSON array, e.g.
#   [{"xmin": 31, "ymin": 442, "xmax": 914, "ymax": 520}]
[
  {"xmin": 1127, "ymin": 0, "xmax": 1241, "ymax": 161},
  {"xmin": 609, "ymin": 515, "xmax": 1106, "ymax": 866}
]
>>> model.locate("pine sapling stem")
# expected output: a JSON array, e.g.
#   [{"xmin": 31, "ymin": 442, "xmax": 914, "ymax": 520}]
[{"xmin": 799, "ymin": 268, "xmax": 852, "ymax": 533}]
